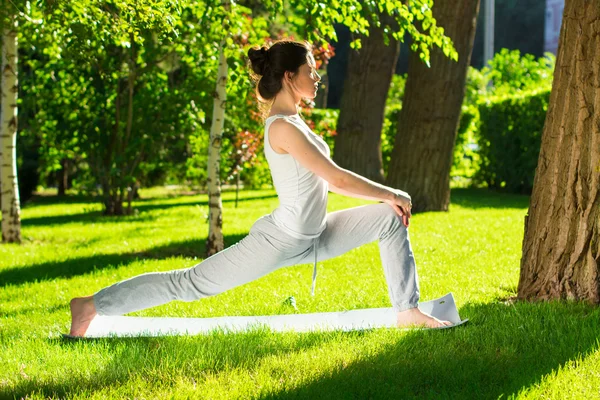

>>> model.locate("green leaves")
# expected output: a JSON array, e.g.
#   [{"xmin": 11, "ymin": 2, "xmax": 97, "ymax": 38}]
[
  {"xmin": 458, "ymin": 50, "xmax": 556, "ymax": 193},
  {"xmin": 12, "ymin": 0, "xmax": 462, "ymax": 212},
  {"xmin": 477, "ymin": 88, "xmax": 551, "ymax": 193},
  {"xmin": 349, "ymin": 38, "xmax": 362, "ymax": 50},
  {"xmin": 290, "ymin": 0, "xmax": 459, "ymax": 66}
]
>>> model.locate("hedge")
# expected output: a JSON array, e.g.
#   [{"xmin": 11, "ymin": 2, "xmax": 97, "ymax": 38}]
[{"xmin": 475, "ymin": 88, "xmax": 551, "ymax": 194}]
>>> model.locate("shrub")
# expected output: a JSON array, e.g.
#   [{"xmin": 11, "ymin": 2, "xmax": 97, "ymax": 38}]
[
  {"xmin": 451, "ymin": 104, "xmax": 483, "ymax": 187},
  {"xmin": 382, "ymin": 74, "xmax": 406, "ymax": 174},
  {"xmin": 483, "ymin": 48, "xmax": 555, "ymax": 94},
  {"xmin": 454, "ymin": 49, "xmax": 555, "ymax": 191},
  {"xmin": 475, "ymin": 88, "xmax": 551, "ymax": 194},
  {"xmin": 302, "ymin": 107, "xmax": 339, "ymax": 154}
]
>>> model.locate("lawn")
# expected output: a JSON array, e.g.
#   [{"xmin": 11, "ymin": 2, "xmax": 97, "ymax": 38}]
[{"xmin": 1, "ymin": 187, "xmax": 599, "ymax": 399}]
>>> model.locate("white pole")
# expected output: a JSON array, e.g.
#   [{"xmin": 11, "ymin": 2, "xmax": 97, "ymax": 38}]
[{"xmin": 484, "ymin": 0, "xmax": 495, "ymax": 66}]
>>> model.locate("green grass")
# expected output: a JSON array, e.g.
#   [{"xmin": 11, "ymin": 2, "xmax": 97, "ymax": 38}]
[{"xmin": 1, "ymin": 187, "xmax": 599, "ymax": 399}]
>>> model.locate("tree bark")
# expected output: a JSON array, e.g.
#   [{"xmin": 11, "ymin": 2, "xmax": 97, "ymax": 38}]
[
  {"xmin": 332, "ymin": 10, "xmax": 400, "ymax": 183},
  {"xmin": 313, "ymin": 72, "xmax": 329, "ymax": 108},
  {"xmin": 385, "ymin": 0, "xmax": 480, "ymax": 212},
  {"xmin": 1, "ymin": 14, "xmax": 21, "ymax": 243},
  {"xmin": 517, "ymin": 0, "xmax": 600, "ymax": 303},
  {"xmin": 205, "ymin": 37, "xmax": 227, "ymax": 257}
]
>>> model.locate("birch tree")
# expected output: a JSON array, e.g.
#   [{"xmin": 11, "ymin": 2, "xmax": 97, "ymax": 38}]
[
  {"xmin": 1, "ymin": 10, "xmax": 21, "ymax": 243},
  {"xmin": 206, "ymin": 32, "xmax": 229, "ymax": 256}
]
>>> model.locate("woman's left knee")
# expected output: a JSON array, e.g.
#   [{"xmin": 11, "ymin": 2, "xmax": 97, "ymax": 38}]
[{"xmin": 379, "ymin": 203, "xmax": 405, "ymax": 233}]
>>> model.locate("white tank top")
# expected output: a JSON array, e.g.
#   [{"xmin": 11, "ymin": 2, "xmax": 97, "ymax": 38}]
[{"xmin": 263, "ymin": 113, "xmax": 330, "ymax": 240}]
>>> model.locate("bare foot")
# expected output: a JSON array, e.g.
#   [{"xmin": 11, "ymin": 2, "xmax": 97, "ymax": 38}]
[
  {"xmin": 396, "ymin": 307, "xmax": 453, "ymax": 329},
  {"xmin": 69, "ymin": 296, "xmax": 97, "ymax": 337}
]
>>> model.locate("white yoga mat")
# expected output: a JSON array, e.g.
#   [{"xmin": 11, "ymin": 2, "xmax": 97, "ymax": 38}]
[{"xmin": 77, "ymin": 293, "xmax": 468, "ymax": 338}]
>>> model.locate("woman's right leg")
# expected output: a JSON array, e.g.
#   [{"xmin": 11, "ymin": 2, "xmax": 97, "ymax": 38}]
[{"xmin": 69, "ymin": 215, "xmax": 314, "ymax": 336}]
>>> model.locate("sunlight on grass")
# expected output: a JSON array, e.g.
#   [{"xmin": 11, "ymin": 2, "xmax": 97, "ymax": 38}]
[{"xmin": 2, "ymin": 187, "xmax": 598, "ymax": 399}]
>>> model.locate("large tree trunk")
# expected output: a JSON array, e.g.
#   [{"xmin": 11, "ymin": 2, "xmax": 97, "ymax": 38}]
[
  {"xmin": 385, "ymin": 0, "xmax": 480, "ymax": 212},
  {"xmin": 1, "ymin": 14, "xmax": 21, "ymax": 243},
  {"xmin": 332, "ymin": 11, "xmax": 400, "ymax": 183},
  {"xmin": 517, "ymin": 0, "xmax": 600, "ymax": 303},
  {"xmin": 205, "ymin": 38, "xmax": 227, "ymax": 257}
]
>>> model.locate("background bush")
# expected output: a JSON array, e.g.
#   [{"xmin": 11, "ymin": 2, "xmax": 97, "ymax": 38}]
[
  {"xmin": 476, "ymin": 88, "xmax": 551, "ymax": 193},
  {"xmin": 382, "ymin": 74, "xmax": 407, "ymax": 175},
  {"xmin": 453, "ymin": 49, "xmax": 555, "ymax": 193},
  {"xmin": 19, "ymin": 45, "xmax": 556, "ymax": 198},
  {"xmin": 133, "ymin": 49, "xmax": 556, "ymax": 194}
]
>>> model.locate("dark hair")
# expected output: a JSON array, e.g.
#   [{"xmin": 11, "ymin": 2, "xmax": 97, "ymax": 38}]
[{"xmin": 247, "ymin": 39, "xmax": 312, "ymax": 104}]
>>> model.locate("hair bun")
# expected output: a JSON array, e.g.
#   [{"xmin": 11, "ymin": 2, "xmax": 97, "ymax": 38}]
[{"xmin": 248, "ymin": 46, "xmax": 270, "ymax": 76}]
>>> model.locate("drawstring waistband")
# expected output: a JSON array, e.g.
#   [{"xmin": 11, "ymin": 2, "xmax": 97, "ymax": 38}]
[
  {"xmin": 263, "ymin": 214, "xmax": 321, "ymax": 296},
  {"xmin": 311, "ymin": 236, "xmax": 320, "ymax": 296}
]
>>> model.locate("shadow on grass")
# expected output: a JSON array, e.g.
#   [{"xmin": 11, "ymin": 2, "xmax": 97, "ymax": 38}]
[
  {"xmin": 257, "ymin": 301, "xmax": 599, "ymax": 400},
  {"xmin": 21, "ymin": 193, "xmax": 278, "ymax": 227},
  {"xmin": 0, "ymin": 234, "xmax": 248, "ymax": 288},
  {"xmin": 4, "ymin": 301, "xmax": 599, "ymax": 399},
  {"xmin": 7, "ymin": 329, "xmax": 350, "ymax": 399},
  {"xmin": 450, "ymin": 188, "xmax": 530, "ymax": 210}
]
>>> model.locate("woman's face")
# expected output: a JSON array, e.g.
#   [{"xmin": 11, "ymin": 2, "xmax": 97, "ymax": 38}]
[{"xmin": 287, "ymin": 54, "xmax": 321, "ymax": 100}]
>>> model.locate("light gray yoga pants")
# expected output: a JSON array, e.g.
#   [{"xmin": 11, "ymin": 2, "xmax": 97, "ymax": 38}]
[{"xmin": 93, "ymin": 202, "xmax": 420, "ymax": 315}]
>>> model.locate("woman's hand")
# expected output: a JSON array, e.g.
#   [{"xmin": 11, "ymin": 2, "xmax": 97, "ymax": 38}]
[{"xmin": 385, "ymin": 189, "xmax": 412, "ymax": 227}]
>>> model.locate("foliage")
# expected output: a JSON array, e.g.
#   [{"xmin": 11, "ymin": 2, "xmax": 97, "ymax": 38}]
[
  {"xmin": 287, "ymin": 0, "xmax": 458, "ymax": 66},
  {"xmin": 183, "ymin": 45, "xmax": 557, "ymax": 194},
  {"xmin": 451, "ymin": 49, "xmax": 555, "ymax": 190},
  {"xmin": 225, "ymin": 130, "xmax": 262, "ymax": 187},
  {"xmin": 181, "ymin": 0, "xmax": 460, "ymax": 193},
  {"xmin": 482, "ymin": 48, "xmax": 555, "ymax": 94},
  {"xmin": 18, "ymin": 3, "xmax": 88, "ymax": 194},
  {"xmin": 301, "ymin": 107, "xmax": 339, "ymax": 148},
  {"xmin": 475, "ymin": 88, "xmax": 550, "ymax": 194},
  {"xmin": 186, "ymin": 28, "xmax": 338, "ymax": 191},
  {"xmin": 15, "ymin": 132, "xmax": 40, "ymax": 203},
  {"xmin": 463, "ymin": 48, "xmax": 555, "ymax": 102},
  {"xmin": 450, "ymin": 104, "xmax": 483, "ymax": 187},
  {"xmin": 11, "ymin": 0, "xmax": 462, "ymax": 213},
  {"xmin": 15, "ymin": 0, "xmax": 193, "ymax": 214},
  {"xmin": 381, "ymin": 73, "xmax": 407, "ymax": 174}
]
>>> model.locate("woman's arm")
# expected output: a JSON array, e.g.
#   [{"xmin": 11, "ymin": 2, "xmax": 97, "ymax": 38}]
[
  {"xmin": 329, "ymin": 178, "xmax": 412, "ymax": 227},
  {"xmin": 335, "ymin": 168, "xmax": 397, "ymax": 203},
  {"xmin": 328, "ymin": 182, "xmax": 385, "ymax": 202},
  {"xmin": 269, "ymin": 119, "xmax": 395, "ymax": 204}
]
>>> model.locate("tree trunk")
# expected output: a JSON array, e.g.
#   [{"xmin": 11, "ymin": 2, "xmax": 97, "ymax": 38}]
[
  {"xmin": 205, "ymin": 38, "xmax": 227, "ymax": 257},
  {"xmin": 313, "ymin": 72, "xmax": 329, "ymax": 108},
  {"xmin": 517, "ymin": 0, "xmax": 600, "ymax": 303},
  {"xmin": 100, "ymin": 40, "xmax": 141, "ymax": 216},
  {"xmin": 1, "ymin": 14, "xmax": 21, "ymax": 243},
  {"xmin": 332, "ymin": 11, "xmax": 400, "ymax": 183},
  {"xmin": 385, "ymin": 0, "xmax": 480, "ymax": 212},
  {"xmin": 57, "ymin": 158, "xmax": 68, "ymax": 196}
]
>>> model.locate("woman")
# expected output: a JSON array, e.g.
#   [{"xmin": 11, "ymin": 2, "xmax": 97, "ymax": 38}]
[{"xmin": 68, "ymin": 39, "xmax": 451, "ymax": 337}]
